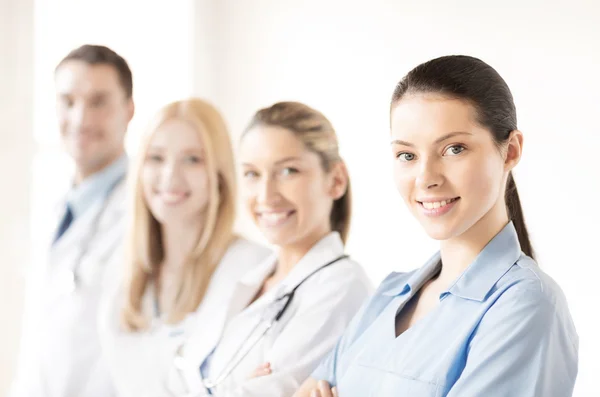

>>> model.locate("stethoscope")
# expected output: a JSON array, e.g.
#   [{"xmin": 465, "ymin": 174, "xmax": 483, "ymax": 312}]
[
  {"xmin": 55, "ymin": 174, "xmax": 126, "ymax": 296},
  {"xmin": 168, "ymin": 254, "xmax": 349, "ymax": 396}
]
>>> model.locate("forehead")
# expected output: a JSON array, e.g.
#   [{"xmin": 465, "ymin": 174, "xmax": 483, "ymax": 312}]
[
  {"xmin": 240, "ymin": 125, "xmax": 312, "ymax": 162},
  {"xmin": 390, "ymin": 93, "xmax": 481, "ymax": 142},
  {"xmin": 149, "ymin": 119, "xmax": 204, "ymax": 149},
  {"xmin": 54, "ymin": 60, "xmax": 125, "ymax": 97}
]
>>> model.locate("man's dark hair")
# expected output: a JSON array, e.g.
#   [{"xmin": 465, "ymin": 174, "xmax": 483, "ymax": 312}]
[{"xmin": 56, "ymin": 44, "xmax": 133, "ymax": 98}]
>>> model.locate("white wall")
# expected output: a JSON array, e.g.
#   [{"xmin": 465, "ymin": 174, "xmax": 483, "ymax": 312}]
[
  {"xmin": 2, "ymin": 1, "xmax": 598, "ymax": 395},
  {"xmin": 195, "ymin": 1, "xmax": 600, "ymax": 395},
  {"xmin": 29, "ymin": 0, "xmax": 199, "ymax": 269},
  {"xmin": 0, "ymin": 0, "xmax": 34, "ymax": 392},
  {"xmin": 1, "ymin": 1, "xmax": 199, "ymax": 395}
]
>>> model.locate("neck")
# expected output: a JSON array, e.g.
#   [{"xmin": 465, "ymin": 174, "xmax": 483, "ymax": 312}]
[
  {"xmin": 160, "ymin": 217, "xmax": 204, "ymax": 280},
  {"xmin": 275, "ymin": 228, "xmax": 331, "ymax": 278},
  {"xmin": 438, "ymin": 200, "xmax": 509, "ymax": 286},
  {"xmin": 74, "ymin": 148, "xmax": 125, "ymax": 185}
]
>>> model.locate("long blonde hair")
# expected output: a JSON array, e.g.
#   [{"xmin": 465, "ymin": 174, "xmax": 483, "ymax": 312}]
[
  {"xmin": 122, "ymin": 98, "xmax": 237, "ymax": 330},
  {"xmin": 244, "ymin": 101, "xmax": 352, "ymax": 243}
]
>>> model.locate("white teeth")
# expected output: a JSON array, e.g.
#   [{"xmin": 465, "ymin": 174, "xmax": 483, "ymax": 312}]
[
  {"xmin": 422, "ymin": 199, "xmax": 455, "ymax": 210},
  {"xmin": 261, "ymin": 212, "xmax": 289, "ymax": 223}
]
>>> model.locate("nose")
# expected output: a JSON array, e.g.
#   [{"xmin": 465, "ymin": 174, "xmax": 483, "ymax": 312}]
[
  {"xmin": 67, "ymin": 103, "xmax": 93, "ymax": 134},
  {"xmin": 257, "ymin": 175, "xmax": 280, "ymax": 205},
  {"xmin": 161, "ymin": 160, "xmax": 184, "ymax": 188},
  {"xmin": 415, "ymin": 155, "xmax": 444, "ymax": 190},
  {"xmin": 69, "ymin": 103, "xmax": 89, "ymax": 132}
]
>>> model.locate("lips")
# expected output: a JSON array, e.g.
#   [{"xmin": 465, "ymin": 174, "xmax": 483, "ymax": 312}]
[{"xmin": 156, "ymin": 190, "xmax": 190, "ymax": 205}]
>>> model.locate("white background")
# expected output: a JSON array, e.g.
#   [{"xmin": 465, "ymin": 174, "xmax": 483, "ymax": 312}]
[{"xmin": 1, "ymin": 0, "xmax": 598, "ymax": 395}]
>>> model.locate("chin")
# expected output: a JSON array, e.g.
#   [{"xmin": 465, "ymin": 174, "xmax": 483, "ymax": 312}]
[
  {"xmin": 261, "ymin": 232, "xmax": 293, "ymax": 247},
  {"xmin": 258, "ymin": 227, "xmax": 300, "ymax": 248},
  {"xmin": 418, "ymin": 219, "xmax": 458, "ymax": 241}
]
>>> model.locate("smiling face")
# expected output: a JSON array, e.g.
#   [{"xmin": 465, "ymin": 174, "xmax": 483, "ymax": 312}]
[
  {"xmin": 55, "ymin": 61, "xmax": 133, "ymax": 181},
  {"xmin": 390, "ymin": 93, "xmax": 513, "ymax": 241},
  {"xmin": 239, "ymin": 125, "xmax": 342, "ymax": 249},
  {"xmin": 141, "ymin": 118, "xmax": 209, "ymax": 226}
]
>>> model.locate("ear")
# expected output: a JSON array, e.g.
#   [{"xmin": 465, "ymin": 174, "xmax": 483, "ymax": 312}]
[
  {"xmin": 504, "ymin": 130, "xmax": 523, "ymax": 172},
  {"xmin": 328, "ymin": 161, "xmax": 349, "ymax": 200},
  {"xmin": 126, "ymin": 98, "xmax": 135, "ymax": 123}
]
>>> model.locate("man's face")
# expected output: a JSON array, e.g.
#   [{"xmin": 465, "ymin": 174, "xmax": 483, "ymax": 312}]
[{"xmin": 55, "ymin": 60, "xmax": 134, "ymax": 181}]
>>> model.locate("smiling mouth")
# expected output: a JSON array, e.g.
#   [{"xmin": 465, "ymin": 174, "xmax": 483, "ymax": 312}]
[
  {"xmin": 417, "ymin": 197, "xmax": 460, "ymax": 210},
  {"xmin": 257, "ymin": 210, "xmax": 296, "ymax": 227},
  {"xmin": 157, "ymin": 191, "xmax": 190, "ymax": 205}
]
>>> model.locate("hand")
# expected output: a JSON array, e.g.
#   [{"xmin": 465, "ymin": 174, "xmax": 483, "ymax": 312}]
[
  {"xmin": 310, "ymin": 380, "xmax": 339, "ymax": 397},
  {"xmin": 248, "ymin": 362, "xmax": 272, "ymax": 379}
]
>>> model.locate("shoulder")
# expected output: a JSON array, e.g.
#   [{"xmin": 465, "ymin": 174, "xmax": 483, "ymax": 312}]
[
  {"xmin": 493, "ymin": 255, "xmax": 571, "ymax": 313},
  {"xmin": 309, "ymin": 257, "xmax": 374, "ymax": 294},
  {"xmin": 223, "ymin": 236, "xmax": 272, "ymax": 262},
  {"xmin": 486, "ymin": 255, "xmax": 578, "ymax": 345},
  {"xmin": 215, "ymin": 237, "xmax": 272, "ymax": 275},
  {"xmin": 291, "ymin": 257, "xmax": 374, "ymax": 318}
]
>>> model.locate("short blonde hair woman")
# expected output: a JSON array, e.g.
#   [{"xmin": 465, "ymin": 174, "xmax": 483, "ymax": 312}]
[{"xmin": 99, "ymin": 98, "xmax": 270, "ymax": 397}]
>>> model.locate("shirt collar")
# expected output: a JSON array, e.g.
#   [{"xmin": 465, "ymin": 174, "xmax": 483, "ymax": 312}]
[
  {"xmin": 382, "ymin": 221, "xmax": 522, "ymax": 302},
  {"xmin": 445, "ymin": 221, "xmax": 522, "ymax": 302},
  {"xmin": 239, "ymin": 232, "xmax": 346, "ymax": 296},
  {"xmin": 381, "ymin": 252, "xmax": 441, "ymax": 297},
  {"xmin": 66, "ymin": 154, "xmax": 128, "ymax": 218}
]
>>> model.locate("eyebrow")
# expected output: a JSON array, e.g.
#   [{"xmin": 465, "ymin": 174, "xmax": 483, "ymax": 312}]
[
  {"xmin": 241, "ymin": 156, "xmax": 301, "ymax": 167},
  {"xmin": 58, "ymin": 91, "xmax": 111, "ymax": 100},
  {"xmin": 390, "ymin": 131, "xmax": 473, "ymax": 147}
]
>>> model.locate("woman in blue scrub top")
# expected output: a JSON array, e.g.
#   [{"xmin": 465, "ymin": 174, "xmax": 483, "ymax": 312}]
[{"xmin": 294, "ymin": 55, "xmax": 579, "ymax": 397}]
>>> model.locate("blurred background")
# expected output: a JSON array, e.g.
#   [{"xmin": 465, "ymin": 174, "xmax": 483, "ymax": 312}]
[{"xmin": 1, "ymin": 0, "xmax": 598, "ymax": 395}]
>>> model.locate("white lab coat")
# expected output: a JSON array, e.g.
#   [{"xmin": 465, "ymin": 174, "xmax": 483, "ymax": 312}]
[
  {"xmin": 10, "ymin": 178, "xmax": 127, "ymax": 397},
  {"xmin": 166, "ymin": 232, "xmax": 373, "ymax": 397},
  {"xmin": 97, "ymin": 238, "xmax": 272, "ymax": 397}
]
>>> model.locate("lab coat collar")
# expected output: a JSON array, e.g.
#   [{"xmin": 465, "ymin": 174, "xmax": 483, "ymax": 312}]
[
  {"xmin": 66, "ymin": 154, "xmax": 128, "ymax": 218},
  {"xmin": 238, "ymin": 232, "xmax": 346, "ymax": 299}
]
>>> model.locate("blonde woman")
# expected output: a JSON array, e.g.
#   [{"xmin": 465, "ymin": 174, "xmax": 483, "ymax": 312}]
[
  {"xmin": 164, "ymin": 101, "xmax": 373, "ymax": 396},
  {"xmin": 98, "ymin": 98, "xmax": 271, "ymax": 397}
]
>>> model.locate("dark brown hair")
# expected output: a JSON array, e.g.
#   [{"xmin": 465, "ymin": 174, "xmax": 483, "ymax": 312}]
[
  {"xmin": 244, "ymin": 101, "xmax": 352, "ymax": 243},
  {"xmin": 391, "ymin": 55, "xmax": 534, "ymax": 258},
  {"xmin": 56, "ymin": 44, "xmax": 133, "ymax": 99}
]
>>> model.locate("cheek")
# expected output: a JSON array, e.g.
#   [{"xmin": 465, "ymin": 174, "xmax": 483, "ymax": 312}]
[
  {"xmin": 299, "ymin": 176, "xmax": 332, "ymax": 215},
  {"xmin": 140, "ymin": 166, "xmax": 157, "ymax": 196},
  {"xmin": 458, "ymin": 155, "xmax": 504, "ymax": 203},
  {"xmin": 393, "ymin": 164, "xmax": 414, "ymax": 202},
  {"xmin": 57, "ymin": 111, "xmax": 72, "ymax": 134},
  {"xmin": 241, "ymin": 180, "xmax": 256, "ymax": 208},
  {"xmin": 187, "ymin": 167, "xmax": 210, "ymax": 197}
]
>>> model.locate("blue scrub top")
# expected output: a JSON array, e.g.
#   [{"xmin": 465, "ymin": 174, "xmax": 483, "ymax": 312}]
[{"xmin": 312, "ymin": 222, "xmax": 578, "ymax": 396}]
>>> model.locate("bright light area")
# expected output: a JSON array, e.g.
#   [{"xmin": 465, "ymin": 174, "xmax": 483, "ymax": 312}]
[
  {"xmin": 3, "ymin": 0, "xmax": 598, "ymax": 396},
  {"xmin": 30, "ymin": 0, "xmax": 196, "ymax": 259},
  {"xmin": 206, "ymin": 2, "xmax": 600, "ymax": 396}
]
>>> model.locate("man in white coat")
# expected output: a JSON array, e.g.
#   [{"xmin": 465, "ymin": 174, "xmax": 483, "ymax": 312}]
[{"xmin": 10, "ymin": 44, "xmax": 135, "ymax": 397}]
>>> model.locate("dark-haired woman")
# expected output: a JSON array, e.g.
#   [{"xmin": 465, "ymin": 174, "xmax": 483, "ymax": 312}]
[{"xmin": 296, "ymin": 55, "xmax": 578, "ymax": 397}]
